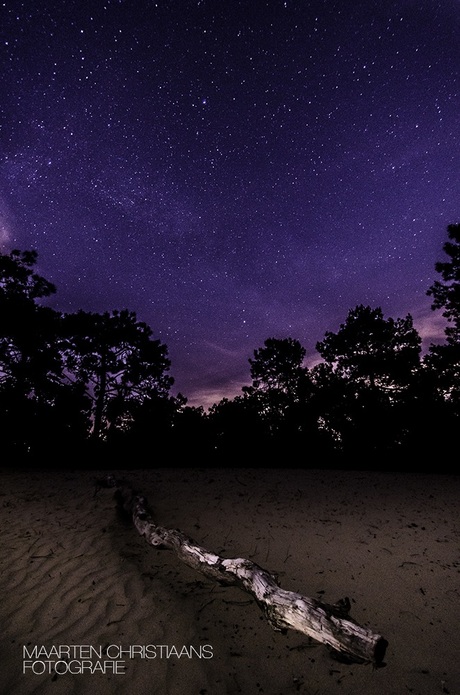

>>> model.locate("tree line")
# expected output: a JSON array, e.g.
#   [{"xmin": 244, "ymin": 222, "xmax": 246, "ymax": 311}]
[{"xmin": 1, "ymin": 224, "xmax": 459, "ymax": 469}]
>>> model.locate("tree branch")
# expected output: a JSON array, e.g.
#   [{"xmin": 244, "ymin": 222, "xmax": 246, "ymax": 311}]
[{"xmin": 100, "ymin": 474, "xmax": 388, "ymax": 667}]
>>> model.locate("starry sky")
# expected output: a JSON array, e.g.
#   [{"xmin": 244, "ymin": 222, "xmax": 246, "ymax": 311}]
[{"xmin": 1, "ymin": 0, "xmax": 459, "ymax": 409}]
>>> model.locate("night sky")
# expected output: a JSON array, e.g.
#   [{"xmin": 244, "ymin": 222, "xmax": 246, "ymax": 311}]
[{"xmin": 1, "ymin": 0, "xmax": 459, "ymax": 409}]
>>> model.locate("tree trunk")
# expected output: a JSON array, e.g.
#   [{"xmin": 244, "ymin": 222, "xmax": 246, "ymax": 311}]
[{"xmin": 101, "ymin": 475, "xmax": 388, "ymax": 667}]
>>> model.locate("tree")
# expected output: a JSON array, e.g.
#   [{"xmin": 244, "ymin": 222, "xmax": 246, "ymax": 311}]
[
  {"xmin": 315, "ymin": 305, "xmax": 422, "ymax": 459},
  {"xmin": 0, "ymin": 249, "xmax": 56, "ymax": 302},
  {"xmin": 61, "ymin": 309, "xmax": 174, "ymax": 441},
  {"xmin": 425, "ymin": 223, "xmax": 460, "ymax": 409},
  {"xmin": 316, "ymin": 305, "xmax": 421, "ymax": 392},
  {"xmin": 0, "ymin": 249, "xmax": 60, "ymax": 394},
  {"xmin": 0, "ymin": 249, "xmax": 91, "ymax": 456},
  {"xmin": 241, "ymin": 337, "xmax": 317, "ymax": 454},
  {"xmin": 309, "ymin": 361, "xmax": 353, "ymax": 459},
  {"xmin": 427, "ymin": 223, "xmax": 460, "ymax": 342},
  {"xmin": 207, "ymin": 395, "xmax": 266, "ymax": 460}
]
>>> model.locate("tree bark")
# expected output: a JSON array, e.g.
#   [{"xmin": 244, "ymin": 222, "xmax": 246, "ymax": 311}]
[{"xmin": 101, "ymin": 475, "xmax": 388, "ymax": 667}]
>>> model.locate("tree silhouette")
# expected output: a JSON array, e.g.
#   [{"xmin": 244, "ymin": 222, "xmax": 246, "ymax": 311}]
[
  {"xmin": 207, "ymin": 395, "xmax": 267, "ymax": 459},
  {"xmin": 316, "ymin": 305, "xmax": 421, "ymax": 391},
  {"xmin": 241, "ymin": 337, "xmax": 319, "ymax": 456},
  {"xmin": 60, "ymin": 309, "xmax": 174, "ymax": 442},
  {"xmin": 0, "ymin": 249, "xmax": 59, "ymax": 393},
  {"xmin": 426, "ymin": 222, "xmax": 460, "ymax": 411},
  {"xmin": 315, "ymin": 305, "xmax": 422, "ymax": 459},
  {"xmin": 3, "ymin": 227, "xmax": 460, "ymax": 470},
  {"xmin": 427, "ymin": 223, "xmax": 460, "ymax": 340},
  {"xmin": 0, "ymin": 249, "xmax": 91, "ymax": 456}
]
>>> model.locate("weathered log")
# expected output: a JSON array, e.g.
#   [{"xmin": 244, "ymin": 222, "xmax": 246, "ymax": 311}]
[{"xmin": 101, "ymin": 475, "xmax": 388, "ymax": 667}]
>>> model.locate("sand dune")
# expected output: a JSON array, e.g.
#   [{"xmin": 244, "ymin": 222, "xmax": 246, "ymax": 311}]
[{"xmin": 1, "ymin": 466, "xmax": 459, "ymax": 695}]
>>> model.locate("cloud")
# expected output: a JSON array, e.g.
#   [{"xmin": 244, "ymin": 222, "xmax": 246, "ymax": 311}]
[{"xmin": 412, "ymin": 306, "xmax": 447, "ymax": 350}]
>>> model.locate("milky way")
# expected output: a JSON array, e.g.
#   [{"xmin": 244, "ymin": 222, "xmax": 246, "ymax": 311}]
[{"xmin": 1, "ymin": 0, "xmax": 459, "ymax": 408}]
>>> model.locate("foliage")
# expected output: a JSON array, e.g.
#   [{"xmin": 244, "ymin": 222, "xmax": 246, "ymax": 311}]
[
  {"xmin": 424, "ymin": 222, "xmax": 460, "ymax": 409},
  {"xmin": 0, "ymin": 250, "xmax": 92, "ymax": 456},
  {"xmin": 0, "ymin": 249, "xmax": 175, "ymax": 456},
  {"xmin": 1, "ymin": 223, "xmax": 459, "ymax": 469},
  {"xmin": 427, "ymin": 223, "xmax": 460, "ymax": 342},
  {"xmin": 242, "ymin": 337, "xmax": 314, "ymax": 439},
  {"xmin": 60, "ymin": 308, "xmax": 174, "ymax": 441},
  {"xmin": 0, "ymin": 249, "xmax": 60, "ymax": 391},
  {"xmin": 313, "ymin": 305, "xmax": 423, "ymax": 458},
  {"xmin": 316, "ymin": 305, "xmax": 421, "ymax": 391}
]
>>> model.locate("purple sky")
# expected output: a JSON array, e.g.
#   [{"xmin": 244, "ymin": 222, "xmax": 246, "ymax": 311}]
[{"xmin": 1, "ymin": 0, "xmax": 459, "ymax": 408}]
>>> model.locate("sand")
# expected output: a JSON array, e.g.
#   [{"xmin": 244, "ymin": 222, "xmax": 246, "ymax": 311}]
[{"xmin": 0, "ymin": 466, "xmax": 459, "ymax": 695}]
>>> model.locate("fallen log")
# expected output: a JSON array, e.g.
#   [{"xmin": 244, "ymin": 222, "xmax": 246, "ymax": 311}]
[{"xmin": 100, "ymin": 474, "xmax": 388, "ymax": 667}]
